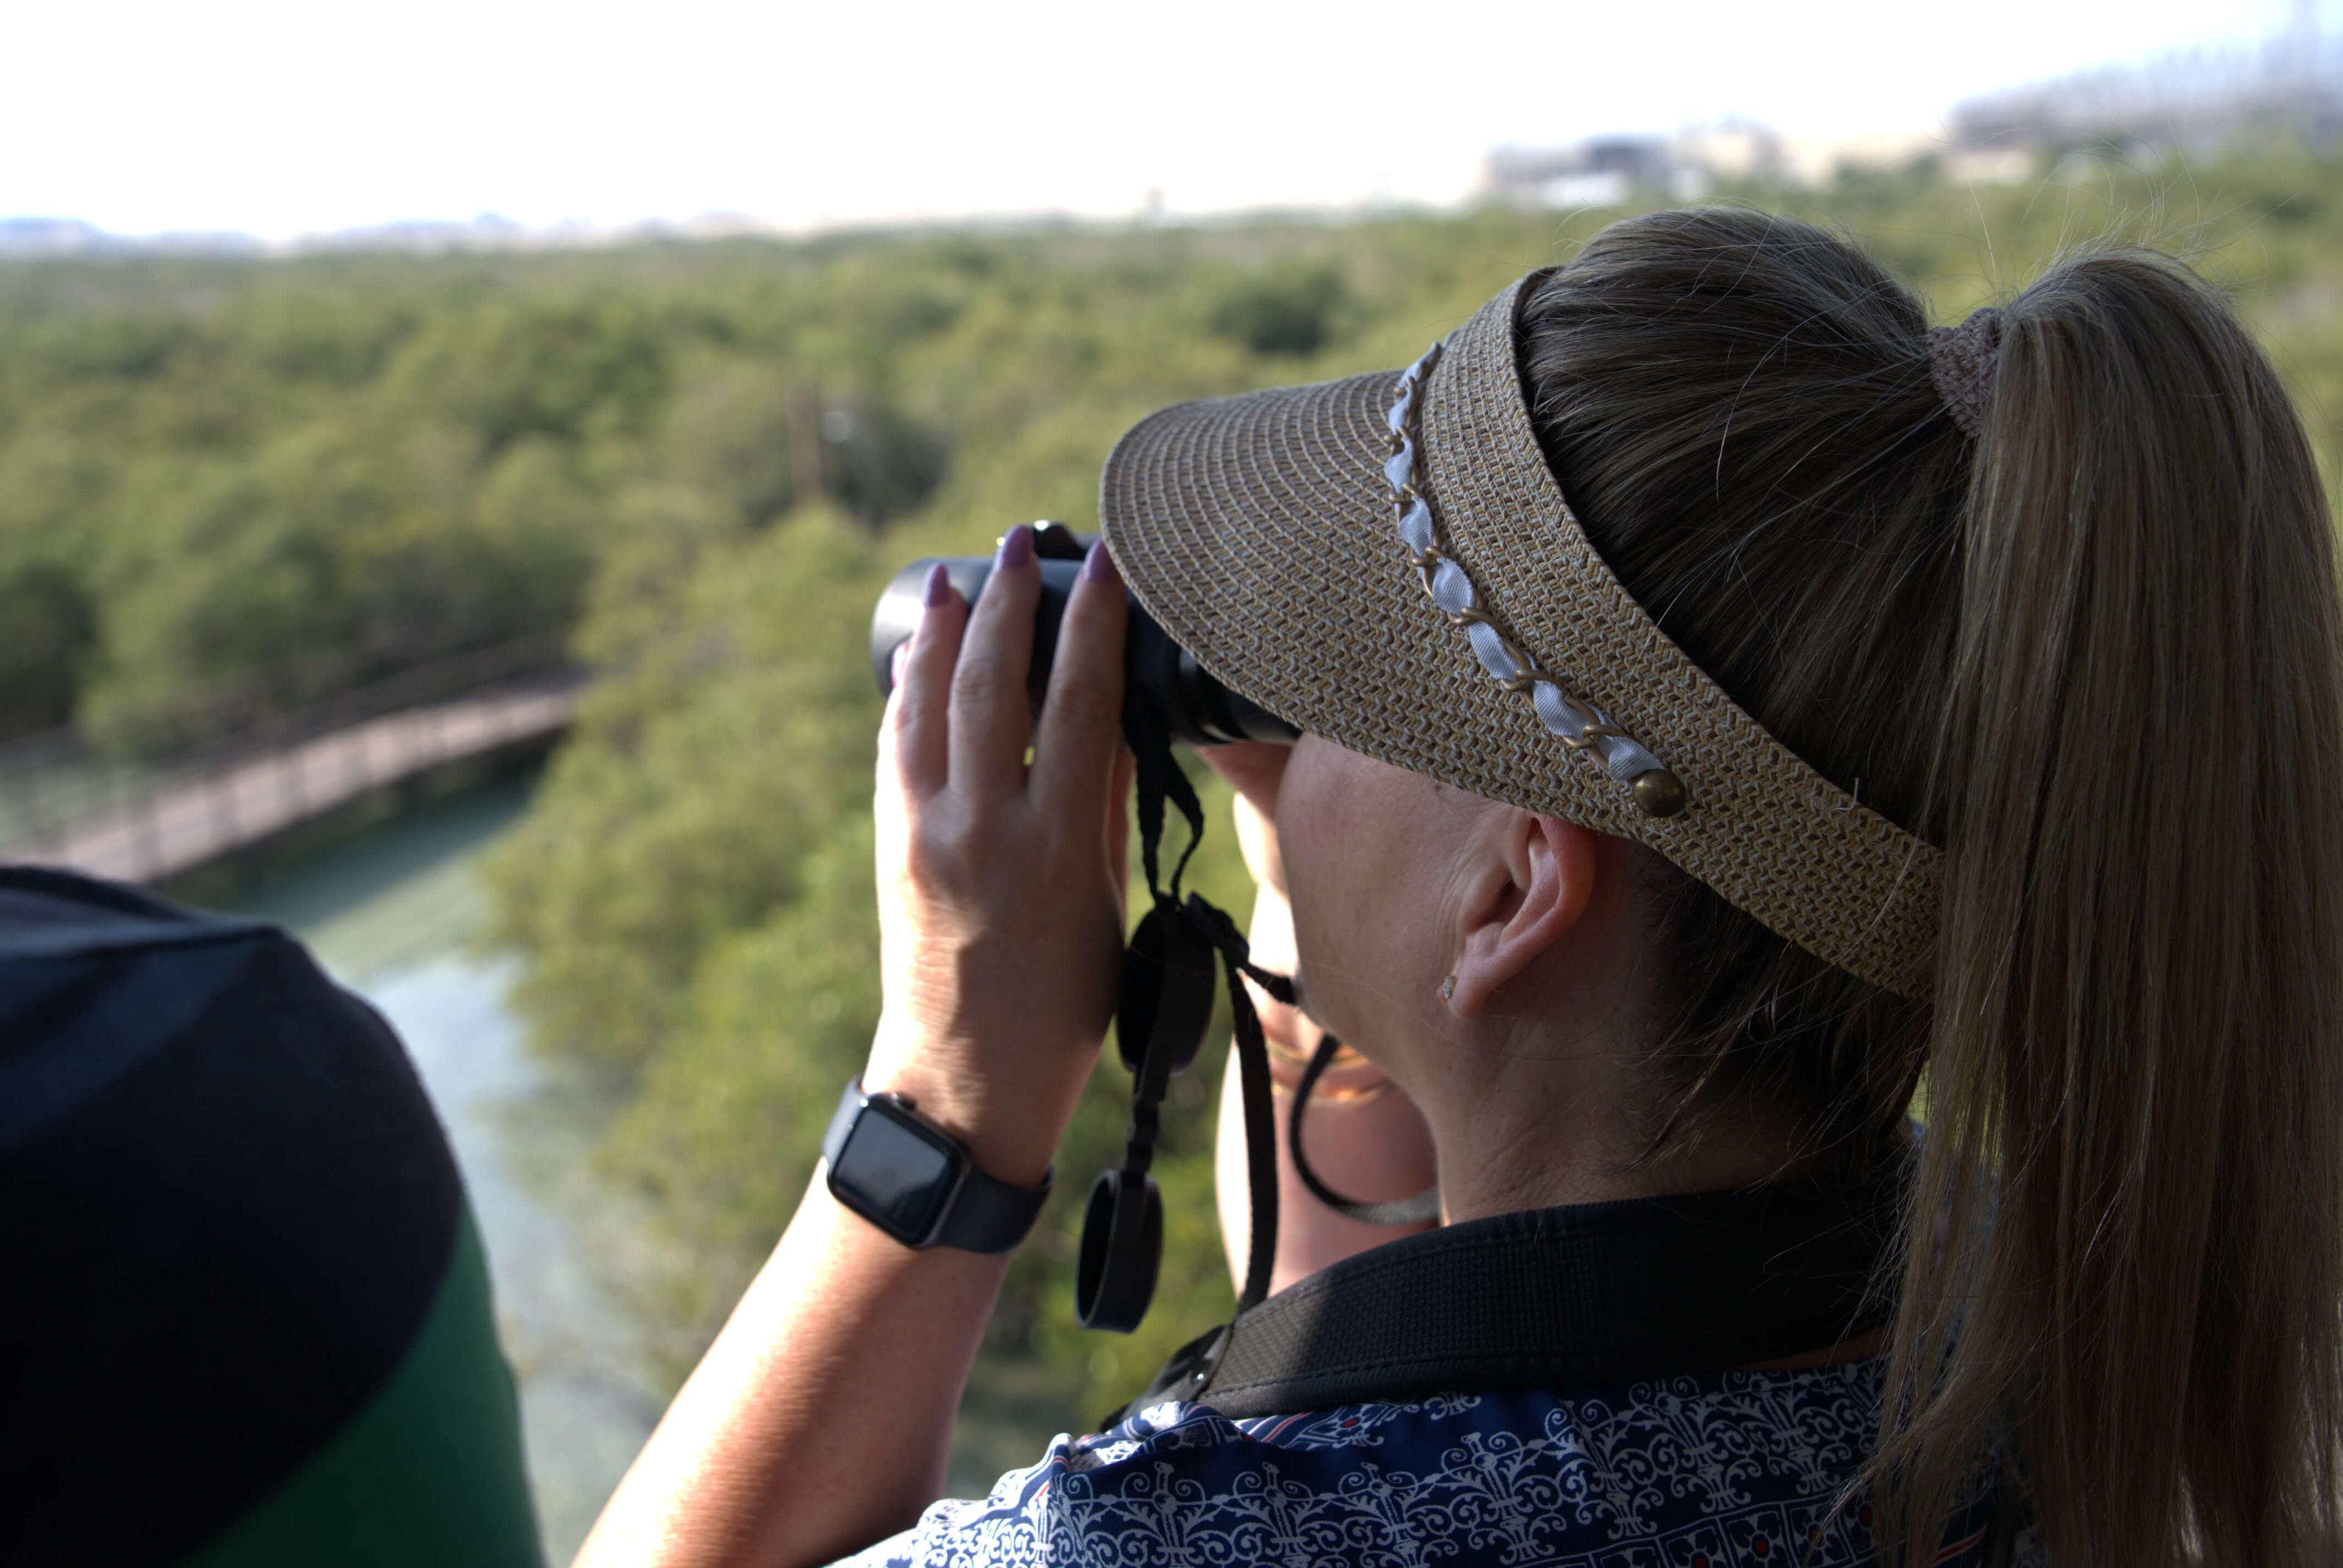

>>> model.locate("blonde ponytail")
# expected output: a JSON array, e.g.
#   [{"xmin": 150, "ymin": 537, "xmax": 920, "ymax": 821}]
[
  {"xmin": 1522, "ymin": 217, "xmax": 2343, "ymax": 1566},
  {"xmin": 1884, "ymin": 251, "xmax": 2343, "ymax": 1567}
]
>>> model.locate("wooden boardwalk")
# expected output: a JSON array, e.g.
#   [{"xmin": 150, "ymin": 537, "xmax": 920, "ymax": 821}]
[{"xmin": 10, "ymin": 675, "xmax": 580, "ymax": 885}]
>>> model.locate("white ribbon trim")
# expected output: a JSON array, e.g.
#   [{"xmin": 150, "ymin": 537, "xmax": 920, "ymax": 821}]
[{"xmin": 1387, "ymin": 343, "xmax": 1680, "ymax": 805}]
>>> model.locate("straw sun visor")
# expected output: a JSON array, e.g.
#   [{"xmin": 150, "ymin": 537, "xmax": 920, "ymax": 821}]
[
  {"xmin": 1098, "ymin": 367, "xmax": 1623, "ymax": 833},
  {"xmin": 1099, "ymin": 278, "xmax": 1942, "ymax": 1001}
]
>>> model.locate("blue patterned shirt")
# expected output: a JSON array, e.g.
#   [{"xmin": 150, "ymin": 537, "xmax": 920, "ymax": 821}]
[{"xmin": 840, "ymin": 1358, "xmax": 2038, "ymax": 1567}]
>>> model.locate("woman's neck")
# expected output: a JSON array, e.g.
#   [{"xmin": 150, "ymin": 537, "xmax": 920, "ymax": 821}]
[{"xmin": 1417, "ymin": 1027, "xmax": 1796, "ymax": 1226}]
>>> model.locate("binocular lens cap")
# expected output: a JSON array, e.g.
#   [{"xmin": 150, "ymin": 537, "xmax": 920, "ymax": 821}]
[
  {"xmin": 1117, "ymin": 904, "xmax": 1218, "ymax": 1079},
  {"xmin": 1075, "ymin": 1168, "xmax": 1163, "ymax": 1333}
]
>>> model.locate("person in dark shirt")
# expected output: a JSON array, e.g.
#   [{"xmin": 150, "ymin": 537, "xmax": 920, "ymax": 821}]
[{"xmin": 0, "ymin": 865, "xmax": 541, "ymax": 1566}]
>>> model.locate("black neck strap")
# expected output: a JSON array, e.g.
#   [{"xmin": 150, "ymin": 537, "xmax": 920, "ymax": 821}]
[
  {"xmin": 1118, "ymin": 1165, "xmax": 1906, "ymax": 1423},
  {"xmin": 1083, "ymin": 711, "xmax": 1461, "ymax": 1332},
  {"xmin": 1287, "ymin": 1032, "xmax": 1441, "ymax": 1226},
  {"xmin": 1077, "ymin": 707, "xmax": 1287, "ymax": 1330}
]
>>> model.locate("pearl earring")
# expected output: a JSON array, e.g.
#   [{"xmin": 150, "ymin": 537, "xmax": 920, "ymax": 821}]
[{"xmin": 1439, "ymin": 975, "xmax": 1456, "ymax": 1002}]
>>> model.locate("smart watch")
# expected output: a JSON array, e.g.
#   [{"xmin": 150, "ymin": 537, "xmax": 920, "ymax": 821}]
[{"xmin": 821, "ymin": 1078, "xmax": 1051, "ymax": 1253}]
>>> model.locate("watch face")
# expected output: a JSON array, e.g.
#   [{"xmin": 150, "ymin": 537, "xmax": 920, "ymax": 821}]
[{"xmin": 831, "ymin": 1101, "xmax": 962, "ymax": 1243}]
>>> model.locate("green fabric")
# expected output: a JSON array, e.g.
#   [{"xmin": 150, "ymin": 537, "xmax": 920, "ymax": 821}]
[{"xmin": 188, "ymin": 1206, "xmax": 544, "ymax": 1568}]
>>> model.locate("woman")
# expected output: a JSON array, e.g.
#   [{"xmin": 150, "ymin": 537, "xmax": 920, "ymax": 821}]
[{"xmin": 578, "ymin": 210, "xmax": 2343, "ymax": 1567}]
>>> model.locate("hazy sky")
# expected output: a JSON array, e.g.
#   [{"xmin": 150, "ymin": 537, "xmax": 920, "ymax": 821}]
[{"xmin": 2, "ymin": 0, "xmax": 2311, "ymax": 238}]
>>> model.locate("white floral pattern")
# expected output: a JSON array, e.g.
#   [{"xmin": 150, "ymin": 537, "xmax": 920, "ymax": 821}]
[{"xmin": 835, "ymin": 1361, "xmax": 2027, "ymax": 1567}]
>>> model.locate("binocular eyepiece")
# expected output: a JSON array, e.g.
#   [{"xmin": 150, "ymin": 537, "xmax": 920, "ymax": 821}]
[{"xmin": 868, "ymin": 522, "xmax": 1297, "ymax": 747}]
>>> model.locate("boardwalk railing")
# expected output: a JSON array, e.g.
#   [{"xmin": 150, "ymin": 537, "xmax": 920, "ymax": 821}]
[{"xmin": 0, "ymin": 636, "xmax": 583, "ymax": 885}]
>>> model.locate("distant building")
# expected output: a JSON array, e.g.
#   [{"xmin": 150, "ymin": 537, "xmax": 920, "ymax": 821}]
[
  {"xmin": 1481, "ymin": 121, "xmax": 1788, "ymax": 207},
  {"xmin": 1949, "ymin": 22, "xmax": 2343, "ymax": 160},
  {"xmin": 1481, "ymin": 120, "xmax": 1948, "ymax": 207},
  {"xmin": 1486, "ymin": 20, "xmax": 2343, "ymax": 212},
  {"xmin": 1484, "ymin": 138, "xmax": 1668, "ymax": 209}
]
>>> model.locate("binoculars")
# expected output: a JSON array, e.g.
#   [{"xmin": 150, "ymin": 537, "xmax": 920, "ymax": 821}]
[
  {"xmin": 868, "ymin": 522, "xmax": 1297, "ymax": 747},
  {"xmin": 871, "ymin": 522, "xmax": 1299, "ymax": 1336}
]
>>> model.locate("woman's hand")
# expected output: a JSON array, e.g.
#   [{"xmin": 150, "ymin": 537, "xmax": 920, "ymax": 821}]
[{"xmin": 863, "ymin": 526, "xmax": 1134, "ymax": 1187}]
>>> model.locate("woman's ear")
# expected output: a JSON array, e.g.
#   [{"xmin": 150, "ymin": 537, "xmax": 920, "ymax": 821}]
[{"xmin": 1447, "ymin": 815, "xmax": 1600, "ymax": 1018}]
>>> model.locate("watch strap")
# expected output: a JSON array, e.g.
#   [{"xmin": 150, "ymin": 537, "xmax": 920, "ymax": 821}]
[
  {"xmin": 932, "ymin": 1146, "xmax": 1052, "ymax": 1253},
  {"xmin": 821, "ymin": 1076, "xmax": 866, "ymax": 1169},
  {"xmin": 823, "ymin": 1078, "xmax": 1051, "ymax": 1253}
]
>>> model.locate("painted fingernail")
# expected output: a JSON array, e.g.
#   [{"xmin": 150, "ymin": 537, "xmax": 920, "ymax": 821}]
[
  {"xmin": 922, "ymin": 562, "xmax": 951, "ymax": 609},
  {"xmin": 1082, "ymin": 539, "xmax": 1121, "ymax": 588},
  {"xmin": 996, "ymin": 523, "xmax": 1034, "ymax": 570}
]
